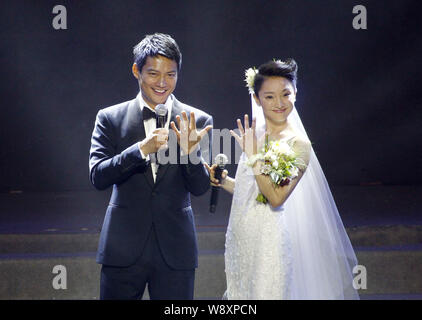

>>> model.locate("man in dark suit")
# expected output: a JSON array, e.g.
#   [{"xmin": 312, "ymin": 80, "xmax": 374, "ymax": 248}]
[{"xmin": 89, "ymin": 33, "xmax": 213, "ymax": 300}]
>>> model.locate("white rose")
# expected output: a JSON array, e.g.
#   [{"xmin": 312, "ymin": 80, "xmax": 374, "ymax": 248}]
[
  {"xmin": 273, "ymin": 141, "xmax": 290, "ymax": 155},
  {"xmin": 290, "ymin": 167, "xmax": 299, "ymax": 177}
]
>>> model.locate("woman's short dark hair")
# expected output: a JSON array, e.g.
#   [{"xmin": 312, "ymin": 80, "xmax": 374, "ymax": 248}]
[
  {"xmin": 253, "ymin": 58, "xmax": 298, "ymax": 94},
  {"xmin": 133, "ymin": 33, "xmax": 182, "ymax": 72}
]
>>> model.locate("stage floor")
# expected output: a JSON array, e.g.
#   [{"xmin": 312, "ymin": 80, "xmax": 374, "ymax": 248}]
[
  {"xmin": 0, "ymin": 185, "xmax": 421, "ymax": 300},
  {"xmin": 0, "ymin": 185, "xmax": 421, "ymax": 234}
]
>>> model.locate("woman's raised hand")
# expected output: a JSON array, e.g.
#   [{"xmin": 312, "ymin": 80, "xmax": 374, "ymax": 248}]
[{"xmin": 230, "ymin": 114, "xmax": 257, "ymax": 158}]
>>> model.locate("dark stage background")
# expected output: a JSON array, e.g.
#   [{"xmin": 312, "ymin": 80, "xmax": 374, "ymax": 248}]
[
  {"xmin": 1, "ymin": 0, "xmax": 422, "ymax": 301},
  {"xmin": 0, "ymin": 0, "xmax": 421, "ymax": 191}
]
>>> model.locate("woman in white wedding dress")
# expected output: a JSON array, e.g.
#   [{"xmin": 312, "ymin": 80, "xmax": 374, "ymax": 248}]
[{"xmin": 206, "ymin": 59, "xmax": 360, "ymax": 300}]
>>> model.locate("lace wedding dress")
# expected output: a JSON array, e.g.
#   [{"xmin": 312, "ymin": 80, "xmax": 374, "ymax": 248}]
[
  {"xmin": 224, "ymin": 133, "xmax": 359, "ymax": 300},
  {"xmin": 224, "ymin": 137, "xmax": 306, "ymax": 300}
]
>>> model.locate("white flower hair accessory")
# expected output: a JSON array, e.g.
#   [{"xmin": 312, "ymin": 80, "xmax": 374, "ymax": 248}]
[
  {"xmin": 244, "ymin": 67, "xmax": 258, "ymax": 94},
  {"xmin": 244, "ymin": 59, "xmax": 285, "ymax": 94}
]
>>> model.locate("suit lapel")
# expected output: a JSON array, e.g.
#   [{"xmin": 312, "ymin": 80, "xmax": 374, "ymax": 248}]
[{"xmin": 129, "ymin": 98, "xmax": 154, "ymax": 188}]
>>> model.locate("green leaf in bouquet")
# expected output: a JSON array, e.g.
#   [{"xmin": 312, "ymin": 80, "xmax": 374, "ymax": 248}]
[{"xmin": 256, "ymin": 193, "xmax": 267, "ymax": 204}]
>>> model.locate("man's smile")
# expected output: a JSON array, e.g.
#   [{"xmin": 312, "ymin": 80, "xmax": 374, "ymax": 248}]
[{"xmin": 153, "ymin": 88, "xmax": 167, "ymax": 95}]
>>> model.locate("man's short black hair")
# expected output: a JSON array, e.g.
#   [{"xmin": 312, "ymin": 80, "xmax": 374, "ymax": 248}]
[{"xmin": 133, "ymin": 33, "xmax": 182, "ymax": 72}]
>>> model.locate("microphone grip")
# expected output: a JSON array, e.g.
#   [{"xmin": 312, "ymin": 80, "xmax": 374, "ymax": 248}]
[
  {"xmin": 214, "ymin": 165, "xmax": 223, "ymax": 181},
  {"xmin": 209, "ymin": 165, "xmax": 224, "ymax": 213},
  {"xmin": 209, "ymin": 186, "xmax": 220, "ymax": 213},
  {"xmin": 155, "ymin": 115, "xmax": 166, "ymax": 168},
  {"xmin": 157, "ymin": 116, "xmax": 166, "ymax": 128}
]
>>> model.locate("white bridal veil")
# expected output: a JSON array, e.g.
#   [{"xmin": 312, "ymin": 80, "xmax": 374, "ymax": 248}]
[{"xmin": 252, "ymin": 95, "xmax": 360, "ymax": 300}]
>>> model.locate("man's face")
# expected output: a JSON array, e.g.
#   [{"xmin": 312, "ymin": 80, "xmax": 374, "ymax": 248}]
[{"xmin": 133, "ymin": 55, "xmax": 178, "ymax": 109}]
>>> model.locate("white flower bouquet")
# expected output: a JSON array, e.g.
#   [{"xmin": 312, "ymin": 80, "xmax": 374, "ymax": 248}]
[{"xmin": 247, "ymin": 137, "xmax": 304, "ymax": 204}]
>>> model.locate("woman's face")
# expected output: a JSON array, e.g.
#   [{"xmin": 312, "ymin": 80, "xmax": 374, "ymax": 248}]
[{"xmin": 254, "ymin": 76, "xmax": 296, "ymax": 125}]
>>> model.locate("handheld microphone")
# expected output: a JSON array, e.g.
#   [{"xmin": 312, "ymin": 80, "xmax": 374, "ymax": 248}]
[
  {"xmin": 154, "ymin": 104, "xmax": 168, "ymax": 169},
  {"xmin": 210, "ymin": 154, "xmax": 228, "ymax": 213},
  {"xmin": 155, "ymin": 104, "xmax": 168, "ymax": 128}
]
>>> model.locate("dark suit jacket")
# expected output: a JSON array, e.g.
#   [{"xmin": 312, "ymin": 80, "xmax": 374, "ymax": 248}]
[{"xmin": 89, "ymin": 96, "xmax": 213, "ymax": 269}]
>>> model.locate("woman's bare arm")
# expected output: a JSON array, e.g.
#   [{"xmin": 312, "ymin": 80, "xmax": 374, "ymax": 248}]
[{"xmin": 253, "ymin": 139, "xmax": 311, "ymax": 207}]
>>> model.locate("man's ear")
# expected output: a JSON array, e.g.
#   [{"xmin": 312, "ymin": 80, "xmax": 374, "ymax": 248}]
[
  {"xmin": 253, "ymin": 93, "xmax": 261, "ymax": 106},
  {"xmin": 132, "ymin": 63, "xmax": 139, "ymax": 79}
]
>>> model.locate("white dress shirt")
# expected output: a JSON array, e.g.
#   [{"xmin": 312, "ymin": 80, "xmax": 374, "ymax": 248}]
[{"xmin": 137, "ymin": 93, "xmax": 173, "ymax": 182}]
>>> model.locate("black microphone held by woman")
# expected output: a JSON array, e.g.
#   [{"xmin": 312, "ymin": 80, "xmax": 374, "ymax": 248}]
[{"xmin": 210, "ymin": 154, "xmax": 228, "ymax": 213}]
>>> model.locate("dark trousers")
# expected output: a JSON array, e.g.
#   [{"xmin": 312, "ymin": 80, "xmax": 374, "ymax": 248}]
[{"xmin": 100, "ymin": 226, "xmax": 195, "ymax": 300}]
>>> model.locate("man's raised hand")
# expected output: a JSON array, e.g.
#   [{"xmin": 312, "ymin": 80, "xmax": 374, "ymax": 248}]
[{"xmin": 170, "ymin": 111, "xmax": 212, "ymax": 155}]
